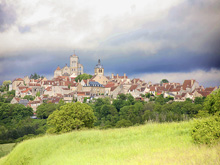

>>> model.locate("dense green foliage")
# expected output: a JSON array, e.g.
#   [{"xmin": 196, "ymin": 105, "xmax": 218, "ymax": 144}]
[
  {"xmin": 23, "ymin": 95, "xmax": 35, "ymax": 101},
  {"xmin": 192, "ymin": 116, "xmax": 220, "ymax": 145},
  {"xmin": 0, "ymin": 80, "xmax": 12, "ymax": 92},
  {"xmin": 0, "ymin": 118, "xmax": 47, "ymax": 144},
  {"xmin": 36, "ymin": 103, "xmax": 63, "ymax": 119},
  {"xmin": 160, "ymin": 79, "xmax": 169, "ymax": 84},
  {"xmin": 74, "ymin": 73, "xmax": 92, "ymax": 82},
  {"xmin": 47, "ymin": 102, "xmax": 96, "ymax": 133},
  {"xmin": 0, "ymin": 103, "xmax": 33, "ymax": 124},
  {"xmin": 203, "ymin": 89, "xmax": 220, "ymax": 115},
  {"xmin": 0, "ymin": 90, "xmax": 15, "ymax": 103},
  {"xmin": 30, "ymin": 73, "xmax": 44, "ymax": 80},
  {"xmin": 0, "ymin": 103, "xmax": 47, "ymax": 143},
  {"xmin": 191, "ymin": 89, "xmax": 220, "ymax": 145},
  {"xmin": 92, "ymin": 93, "xmax": 202, "ymax": 129}
]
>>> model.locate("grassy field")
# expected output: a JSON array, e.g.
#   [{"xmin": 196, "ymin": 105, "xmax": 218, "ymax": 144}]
[
  {"xmin": 0, "ymin": 121, "xmax": 219, "ymax": 165},
  {"xmin": 0, "ymin": 143, "xmax": 15, "ymax": 159}
]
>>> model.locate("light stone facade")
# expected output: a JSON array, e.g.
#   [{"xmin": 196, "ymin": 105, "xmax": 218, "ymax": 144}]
[{"xmin": 54, "ymin": 54, "xmax": 84, "ymax": 78}]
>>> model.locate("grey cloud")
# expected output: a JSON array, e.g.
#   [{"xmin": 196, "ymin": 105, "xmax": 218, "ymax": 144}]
[
  {"xmin": 99, "ymin": 0, "xmax": 220, "ymax": 55},
  {"xmin": 0, "ymin": 0, "xmax": 16, "ymax": 32},
  {"xmin": 18, "ymin": 25, "xmax": 31, "ymax": 33}
]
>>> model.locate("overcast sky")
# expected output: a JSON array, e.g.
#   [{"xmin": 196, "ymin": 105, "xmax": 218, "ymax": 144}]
[{"xmin": 0, "ymin": 0, "xmax": 220, "ymax": 87}]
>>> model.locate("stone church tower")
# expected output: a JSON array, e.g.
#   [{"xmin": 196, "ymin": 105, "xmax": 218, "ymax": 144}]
[
  {"xmin": 94, "ymin": 59, "xmax": 104, "ymax": 76},
  {"xmin": 54, "ymin": 53, "xmax": 84, "ymax": 78},
  {"xmin": 69, "ymin": 54, "xmax": 84, "ymax": 76}
]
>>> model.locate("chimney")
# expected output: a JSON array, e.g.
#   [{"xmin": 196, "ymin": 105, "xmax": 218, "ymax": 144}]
[
  {"xmin": 191, "ymin": 79, "xmax": 194, "ymax": 86},
  {"xmin": 87, "ymin": 79, "xmax": 90, "ymax": 86},
  {"xmin": 124, "ymin": 73, "xmax": 126, "ymax": 79},
  {"xmin": 117, "ymin": 74, "xmax": 119, "ymax": 79},
  {"xmin": 134, "ymin": 79, "xmax": 136, "ymax": 84},
  {"xmin": 111, "ymin": 73, "xmax": 114, "ymax": 79}
]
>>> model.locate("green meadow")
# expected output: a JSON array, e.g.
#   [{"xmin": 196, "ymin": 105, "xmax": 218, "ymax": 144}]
[
  {"xmin": 0, "ymin": 121, "xmax": 219, "ymax": 165},
  {"xmin": 0, "ymin": 143, "xmax": 15, "ymax": 159}
]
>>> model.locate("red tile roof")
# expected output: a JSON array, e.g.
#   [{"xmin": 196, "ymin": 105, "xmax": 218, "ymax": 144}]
[
  {"xmin": 21, "ymin": 88, "xmax": 32, "ymax": 93},
  {"xmin": 15, "ymin": 97, "xmax": 20, "ymax": 102},
  {"xmin": 129, "ymin": 85, "xmax": 138, "ymax": 91},
  {"xmin": 157, "ymin": 86, "xmax": 165, "ymax": 91},
  {"xmin": 104, "ymin": 82, "xmax": 115, "ymax": 88},
  {"xmin": 197, "ymin": 91, "xmax": 212, "ymax": 97},
  {"xmin": 110, "ymin": 86, "xmax": 118, "ymax": 91},
  {"xmin": 29, "ymin": 83, "xmax": 41, "ymax": 86},
  {"xmin": 150, "ymin": 86, "xmax": 155, "ymax": 91},
  {"xmin": 45, "ymin": 87, "xmax": 52, "ymax": 91},
  {"xmin": 205, "ymin": 87, "xmax": 215, "ymax": 92},
  {"xmin": 77, "ymin": 92, "xmax": 90, "ymax": 96},
  {"xmin": 56, "ymin": 66, "xmax": 61, "ymax": 70},
  {"xmin": 56, "ymin": 94, "xmax": 63, "ymax": 97},
  {"xmin": 183, "ymin": 80, "xmax": 195, "ymax": 90},
  {"xmin": 170, "ymin": 88, "xmax": 180, "ymax": 92}
]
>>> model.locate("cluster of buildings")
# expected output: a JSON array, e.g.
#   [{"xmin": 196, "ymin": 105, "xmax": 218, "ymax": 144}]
[{"xmin": 9, "ymin": 54, "xmax": 218, "ymax": 113}]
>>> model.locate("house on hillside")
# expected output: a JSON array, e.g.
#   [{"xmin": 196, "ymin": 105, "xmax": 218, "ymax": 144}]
[{"xmin": 11, "ymin": 97, "xmax": 20, "ymax": 104}]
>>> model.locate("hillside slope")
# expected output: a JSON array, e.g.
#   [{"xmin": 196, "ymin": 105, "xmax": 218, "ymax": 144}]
[{"xmin": 1, "ymin": 121, "xmax": 219, "ymax": 164}]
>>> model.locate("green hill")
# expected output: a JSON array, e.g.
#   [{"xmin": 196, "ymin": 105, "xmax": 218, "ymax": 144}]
[{"xmin": 0, "ymin": 121, "xmax": 219, "ymax": 165}]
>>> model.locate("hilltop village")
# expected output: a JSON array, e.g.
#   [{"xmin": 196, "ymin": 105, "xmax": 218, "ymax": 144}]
[{"xmin": 8, "ymin": 54, "xmax": 218, "ymax": 114}]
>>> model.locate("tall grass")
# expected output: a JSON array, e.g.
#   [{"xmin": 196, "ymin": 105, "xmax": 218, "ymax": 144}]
[
  {"xmin": 1, "ymin": 121, "xmax": 219, "ymax": 164},
  {"xmin": 0, "ymin": 143, "xmax": 15, "ymax": 158}
]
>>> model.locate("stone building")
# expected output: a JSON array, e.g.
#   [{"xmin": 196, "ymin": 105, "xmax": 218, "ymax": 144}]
[
  {"xmin": 54, "ymin": 53, "xmax": 84, "ymax": 78},
  {"xmin": 92, "ymin": 59, "xmax": 109, "ymax": 85}
]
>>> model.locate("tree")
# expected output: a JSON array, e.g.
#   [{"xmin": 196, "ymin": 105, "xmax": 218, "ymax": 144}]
[
  {"xmin": 36, "ymin": 91, "xmax": 40, "ymax": 97},
  {"xmin": 99, "ymin": 105, "xmax": 118, "ymax": 127},
  {"xmin": 145, "ymin": 93, "xmax": 151, "ymax": 98},
  {"xmin": 194, "ymin": 97, "xmax": 205, "ymax": 105},
  {"xmin": 155, "ymin": 94, "xmax": 165, "ymax": 105},
  {"xmin": 0, "ymin": 103, "xmax": 33, "ymax": 125},
  {"xmin": 117, "ymin": 93, "xmax": 127, "ymax": 100},
  {"xmin": 36, "ymin": 103, "xmax": 58, "ymax": 119},
  {"xmin": 47, "ymin": 102, "xmax": 96, "ymax": 133},
  {"xmin": 203, "ymin": 89, "xmax": 220, "ymax": 115},
  {"xmin": 74, "ymin": 74, "xmax": 92, "ymax": 82},
  {"xmin": 30, "ymin": 73, "xmax": 44, "ymax": 80},
  {"xmin": 160, "ymin": 79, "xmax": 169, "ymax": 84},
  {"xmin": 115, "ymin": 119, "xmax": 132, "ymax": 128},
  {"xmin": 23, "ymin": 95, "xmax": 35, "ymax": 101},
  {"xmin": 2, "ymin": 80, "xmax": 11, "ymax": 91}
]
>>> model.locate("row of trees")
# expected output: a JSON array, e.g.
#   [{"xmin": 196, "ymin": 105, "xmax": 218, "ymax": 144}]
[
  {"xmin": 0, "ymin": 102, "xmax": 47, "ymax": 143},
  {"xmin": 44, "ymin": 93, "xmax": 207, "ymax": 133},
  {"xmin": 30, "ymin": 73, "xmax": 44, "ymax": 80},
  {"xmin": 91, "ymin": 94, "xmax": 203, "ymax": 129}
]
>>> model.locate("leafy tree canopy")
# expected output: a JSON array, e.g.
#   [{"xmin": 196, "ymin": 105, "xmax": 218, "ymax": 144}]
[
  {"xmin": 160, "ymin": 79, "xmax": 169, "ymax": 84},
  {"xmin": 204, "ymin": 89, "xmax": 220, "ymax": 115},
  {"xmin": 74, "ymin": 73, "xmax": 92, "ymax": 82},
  {"xmin": 47, "ymin": 102, "xmax": 96, "ymax": 133},
  {"xmin": 0, "ymin": 103, "xmax": 33, "ymax": 125},
  {"xmin": 23, "ymin": 95, "xmax": 35, "ymax": 101},
  {"xmin": 30, "ymin": 73, "xmax": 44, "ymax": 80}
]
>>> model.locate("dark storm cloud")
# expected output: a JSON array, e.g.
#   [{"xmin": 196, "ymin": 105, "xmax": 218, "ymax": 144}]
[{"xmin": 0, "ymin": 1, "xmax": 16, "ymax": 32}]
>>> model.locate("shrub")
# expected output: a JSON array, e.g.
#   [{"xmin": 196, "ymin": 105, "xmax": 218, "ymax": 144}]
[
  {"xmin": 115, "ymin": 119, "xmax": 132, "ymax": 128},
  {"xmin": 191, "ymin": 116, "xmax": 220, "ymax": 145},
  {"xmin": 47, "ymin": 102, "xmax": 96, "ymax": 133}
]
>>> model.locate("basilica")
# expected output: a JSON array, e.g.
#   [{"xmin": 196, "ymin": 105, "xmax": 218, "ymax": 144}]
[{"xmin": 54, "ymin": 54, "xmax": 84, "ymax": 78}]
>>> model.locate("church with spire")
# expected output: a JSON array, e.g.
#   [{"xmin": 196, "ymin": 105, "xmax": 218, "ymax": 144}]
[
  {"xmin": 54, "ymin": 53, "xmax": 84, "ymax": 78},
  {"xmin": 91, "ymin": 59, "xmax": 109, "ymax": 85}
]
